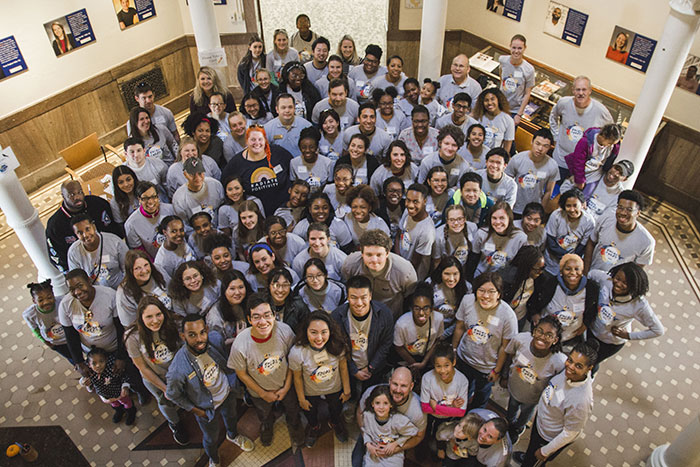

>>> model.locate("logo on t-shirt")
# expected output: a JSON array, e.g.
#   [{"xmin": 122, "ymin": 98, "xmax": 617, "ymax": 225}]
[
  {"xmin": 202, "ymin": 361, "xmax": 220, "ymax": 387},
  {"xmin": 359, "ymin": 82, "xmax": 373, "ymax": 99},
  {"xmin": 101, "ymin": 211, "xmax": 112, "ymax": 226},
  {"xmin": 377, "ymin": 433, "xmax": 396, "ymax": 445},
  {"xmin": 558, "ymin": 233, "xmax": 580, "ymax": 250},
  {"xmin": 566, "ymin": 124, "xmax": 584, "ymax": 142},
  {"xmin": 587, "ymin": 195, "xmax": 605, "ymax": 215},
  {"xmin": 407, "ymin": 337, "xmax": 428, "ymax": 355},
  {"xmin": 467, "ymin": 322, "xmax": 491, "ymax": 344},
  {"xmin": 600, "ymin": 243, "xmax": 622, "ymax": 264},
  {"xmin": 438, "ymin": 302, "xmax": 455, "ymax": 320},
  {"xmin": 518, "ymin": 172, "xmax": 538, "ymax": 189},
  {"xmin": 486, "ymin": 250, "xmax": 508, "ymax": 269},
  {"xmin": 597, "ymin": 305, "xmax": 616, "ymax": 326},
  {"xmin": 553, "ymin": 307, "xmax": 575, "ymax": 327},
  {"xmin": 516, "ymin": 364, "xmax": 538, "ymax": 384},
  {"xmin": 351, "ymin": 331, "xmax": 369, "ymax": 351},
  {"xmin": 452, "ymin": 440, "xmax": 470, "ymax": 458},
  {"xmin": 503, "ymin": 76, "xmax": 519, "ymax": 93},
  {"xmin": 310, "ymin": 364, "xmax": 334, "ymax": 383},
  {"xmin": 151, "ymin": 342, "xmax": 174, "ymax": 364},
  {"xmin": 78, "ymin": 318, "xmax": 103, "ymax": 337},
  {"xmin": 400, "ymin": 231, "xmax": 412, "ymax": 252},
  {"xmin": 542, "ymin": 381, "xmax": 558, "ymax": 405},
  {"xmin": 439, "ymin": 394, "xmax": 457, "ymax": 406},
  {"xmin": 257, "ymin": 353, "xmax": 282, "ymax": 376},
  {"xmin": 454, "ymin": 245, "xmax": 469, "ymax": 264},
  {"xmin": 47, "ymin": 323, "xmax": 65, "ymax": 340},
  {"xmin": 249, "ymin": 167, "xmax": 279, "ymax": 193}
]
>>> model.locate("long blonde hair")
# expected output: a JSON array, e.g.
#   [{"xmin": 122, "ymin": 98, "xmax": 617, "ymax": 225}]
[
  {"xmin": 337, "ymin": 35, "xmax": 360, "ymax": 65},
  {"xmin": 193, "ymin": 66, "xmax": 231, "ymax": 107}
]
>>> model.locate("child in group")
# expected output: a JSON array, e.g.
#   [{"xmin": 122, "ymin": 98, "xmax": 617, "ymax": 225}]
[
  {"xmin": 80, "ymin": 347, "xmax": 137, "ymax": 425},
  {"xmin": 361, "ymin": 385, "xmax": 419, "ymax": 467},
  {"xmin": 424, "ymin": 166, "xmax": 450, "ymax": 226},
  {"xmin": 433, "ymin": 204, "xmax": 478, "ymax": 268},
  {"xmin": 436, "ymin": 412, "xmax": 484, "ymax": 465},
  {"xmin": 420, "ymin": 343, "xmax": 469, "ymax": 440},
  {"xmin": 393, "ymin": 283, "xmax": 444, "ymax": 375}
]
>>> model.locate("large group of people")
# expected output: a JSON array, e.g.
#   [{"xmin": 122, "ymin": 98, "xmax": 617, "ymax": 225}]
[{"xmin": 31, "ymin": 18, "xmax": 666, "ymax": 467}]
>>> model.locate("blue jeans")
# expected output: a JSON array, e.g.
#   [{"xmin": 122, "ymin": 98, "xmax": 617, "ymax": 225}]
[
  {"xmin": 195, "ymin": 390, "xmax": 239, "ymax": 463},
  {"xmin": 506, "ymin": 393, "xmax": 536, "ymax": 435},
  {"xmin": 456, "ymin": 359, "xmax": 493, "ymax": 409},
  {"xmin": 143, "ymin": 378, "xmax": 180, "ymax": 426}
]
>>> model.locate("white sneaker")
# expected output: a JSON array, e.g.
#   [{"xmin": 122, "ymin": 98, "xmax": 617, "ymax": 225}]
[
  {"xmin": 208, "ymin": 459, "xmax": 220, "ymax": 467},
  {"xmin": 227, "ymin": 433, "xmax": 255, "ymax": 452}
]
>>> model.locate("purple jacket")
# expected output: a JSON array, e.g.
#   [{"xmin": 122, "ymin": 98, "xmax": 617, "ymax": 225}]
[{"xmin": 564, "ymin": 127, "xmax": 620, "ymax": 185}]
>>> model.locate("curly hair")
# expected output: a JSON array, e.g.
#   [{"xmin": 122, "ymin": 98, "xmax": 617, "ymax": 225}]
[
  {"xmin": 168, "ymin": 260, "xmax": 217, "ymax": 302},
  {"xmin": 346, "ymin": 184, "xmax": 379, "ymax": 211},
  {"xmin": 182, "ymin": 112, "xmax": 220, "ymax": 138},
  {"xmin": 472, "ymin": 88, "xmax": 510, "ymax": 119}
]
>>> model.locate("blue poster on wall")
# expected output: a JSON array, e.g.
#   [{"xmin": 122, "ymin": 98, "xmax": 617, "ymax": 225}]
[
  {"xmin": 486, "ymin": 0, "xmax": 524, "ymax": 22},
  {"xmin": 0, "ymin": 36, "xmax": 28, "ymax": 80},
  {"xmin": 43, "ymin": 9, "xmax": 96, "ymax": 57},
  {"xmin": 626, "ymin": 33, "xmax": 657, "ymax": 73},
  {"xmin": 112, "ymin": 0, "xmax": 157, "ymax": 30},
  {"xmin": 543, "ymin": 2, "xmax": 588, "ymax": 46}
]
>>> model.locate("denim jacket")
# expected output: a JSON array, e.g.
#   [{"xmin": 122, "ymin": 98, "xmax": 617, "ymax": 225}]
[{"xmin": 165, "ymin": 330, "xmax": 236, "ymax": 421}]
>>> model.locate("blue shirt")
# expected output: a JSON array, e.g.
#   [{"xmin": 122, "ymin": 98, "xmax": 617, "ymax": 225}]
[{"xmin": 264, "ymin": 116, "xmax": 312, "ymax": 157}]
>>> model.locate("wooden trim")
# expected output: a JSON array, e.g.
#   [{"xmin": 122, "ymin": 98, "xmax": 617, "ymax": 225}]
[{"xmin": 243, "ymin": 0, "xmax": 257, "ymax": 34}]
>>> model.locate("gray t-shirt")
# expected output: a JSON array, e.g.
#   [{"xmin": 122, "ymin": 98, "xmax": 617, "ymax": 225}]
[
  {"xmin": 513, "ymin": 219, "xmax": 545, "ymax": 249},
  {"xmin": 432, "ymin": 223, "xmax": 478, "ymax": 265},
  {"xmin": 375, "ymin": 110, "xmax": 409, "ymax": 140},
  {"xmin": 166, "ymin": 156, "xmax": 221, "ymax": 199},
  {"xmin": 369, "ymin": 164, "xmax": 419, "ymax": 195},
  {"xmin": 292, "ymin": 246, "xmax": 347, "ymax": 281},
  {"xmin": 126, "ymin": 104, "xmax": 177, "ymax": 135},
  {"xmin": 311, "ymin": 98, "xmax": 359, "ymax": 129},
  {"xmin": 419, "ymin": 368, "xmax": 469, "ymax": 418},
  {"xmin": 124, "ymin": 203, "xmax": 175, "ymax": 259},
  {"xmin": 116, "ymin": 274, "xmax": 172, "ymax": 327},
  {"xmin": 195, "ymin": 350, "xmax": 230, "ymax": 408},
  {"xmin": 585, "ymin": 181, "xmax": 622, "ymax": 223},
  {"xmin": 141, "ymin": 124, "xmax": 178, "ymax": 165},
  {"xmin": 398, "ymin": 212, "xmax": 436, "ymax": 261},
  {"xmin": 479, "ymin": 113, "xmax": 515, "ymax": 150},
  {"xmin": 349, "ymin": 310, "xmax": 372, "ymax": 369},
  {"xmin": 543, "ymin": 209, "xmax": 596, "ymax": 274},
  {"xmin": 360, "ymin": 385, "xmax": 427, "ymax": 432},
  {"xmin": 304, "ymin": 61, "xmax": 328, "ymax": 85},
  {"xmin": 58, "ymin": 286, "xmax": 119, "ymax": 352},
  {"xmin": 589, "ymin": 211, "xmax": 655, "ymax": 272},
  {"xmin": 549, "ymin": 97, "xmax": 613, "ymax": 168},
  {"xmin": 476, "ymin": 169, "xmax": 518, "ymax": 208},
  {"xmin": 472, "ymin": 228, "xmax": 529, "ymax": 276},
  {"xmin": 498, "ymin": 56, "xmax": 536, "ymax": 111},
  {"xmin": 347, "ymin": 65, "xmax": 387, "ymax": 102},
  {"xmin": 361, "ymin": 411, "xmax": 417, "ymax": 466},
  {"xmin": 288, "ymin": 344, "xmax": 345, "ymax": 396},
  {"xmin": 129, "ymin": 158, "xmax": 169, "ymax": 201},
  {"xmin": 505, "ymin": 152, "xmax": 560, "ymax": 214},
  {"xmin": 227, "ymin": 322, "xmax": 295, "ymax": 396},
  {"xmin": 436, "ymin": 74, "xmax": 482, "ymax": 109},
  {"xmin": 290, "ymin": 155, "xmax": 334, "ymax": 192},
  {"xmin": 343, "ymin": 125, "xmax": 393, "ymax": 158},
  {"xmin": 299, "ymin": 282, "xmax": 344, "ymax": 313},
  {"xmin": 315, "ymin": 75, "xmax": 358, "ymax": 100},
  {"xmin": 153, "ymin": 242, "xmax": 197, "ymax": 278},
  {"xmin": 369, "ymin": 73, "xmax": 407, "ymax": 97},
  {"xmin": 319, "ymin": 132, "xmax": 344, "ymax": 162},
  {"xmin": 22, "ymin": 296, "xmax": 66, "ymax": 345},
  {"xmin": 455, "ymin": 295, "xmax": 517, "ymax": 373},
  {"xmin": 418, "ymin": 153, "xmax": 472, "ymax": 188},
  {"xmin": 542, "ymin": 284, "xmax": 587, "ymax": 342},
  {"xmin": 172, "ymin": 177, "xmax": 224, "ymax": 228},
  {"xmin": 393, "ymin": 311, "xmax": 444, "ymax": 357},
  {"xmin": 344, "ymin": 213, "xmax": 390, "ymax": 247},
  {"xmin": 125, "ymin": 329, "xmax": 177, "ymax": 378},
  {"xmin": 67, "ymin": 233, "xmax": 128, "ymax": 289},
  {"xmin": 505, "ymin": 332, "xmax": 567, "ymax": 404}
]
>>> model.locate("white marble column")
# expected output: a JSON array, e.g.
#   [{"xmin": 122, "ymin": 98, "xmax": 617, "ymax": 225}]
[
  {"xmin": 0, "ymin": 154, "xmax": 67, "ymax": 295},
  {"xmin": 188, "ymin": 0, "xmax": 229, "ymax": 86},
  {"xmin": 648, "ymin": 413, "xmax": 700, "ymax": 466},
  {"xmin": 619, "ymin": 0, "xmax": 700, "ymax": 188},
  {"xmin": 417, "ymin": 0, "xmax": 448, "ymax": 82}
]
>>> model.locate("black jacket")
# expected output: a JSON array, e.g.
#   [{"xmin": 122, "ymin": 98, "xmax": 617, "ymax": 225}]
[
  {"xmin": 526, "ymin": 272, "xmax": 600, "ymax": 328},
  {"xmin": 331, "ymin": 300, "xmax": 394, "ymax": 376},
  {"xmin": 46, "ymin": 196, "xmax": 123, "ymax": 272}
]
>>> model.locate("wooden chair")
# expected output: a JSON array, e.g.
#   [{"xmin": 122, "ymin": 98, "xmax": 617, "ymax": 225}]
[{"xmin": 59, "ymin": 133, "xmax": 123, "ymax": 197}]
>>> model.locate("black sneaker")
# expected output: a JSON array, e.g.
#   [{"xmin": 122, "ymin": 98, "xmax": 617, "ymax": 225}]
[
  {"xmin": 509, "ymin": 427, "xmax": 524, "ymax": 445},
  {"xmin": 305, "ymin": 424, "xmax": 321, "ymax": 448},
  {"xmin": 260, "ymin": 422, "xmax": 273, "ymax": 446},
  {"xmin": 112, "ymin": 406, "xmax": 125, "ymax": 423},
  {"xmin": 169, "ymin": 422, "xmax": 190, "ymax": 446},
  {"xmin": 125, "ymin": 406, "xmax": 137, "ymax": 425}
]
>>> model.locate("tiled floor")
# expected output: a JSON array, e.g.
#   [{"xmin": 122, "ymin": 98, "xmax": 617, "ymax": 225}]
[{"xmin": 1, "ymin": 188, "xmax": 697, "ymax": 466}]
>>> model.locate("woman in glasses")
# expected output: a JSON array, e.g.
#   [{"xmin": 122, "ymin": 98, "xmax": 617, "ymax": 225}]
[{"xmin": 296, "ymin": 258, "xmax": 344, "ymax": 313}]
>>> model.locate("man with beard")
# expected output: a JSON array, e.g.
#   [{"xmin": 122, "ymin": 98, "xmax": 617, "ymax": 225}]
[
  {"xmin": 166, "ymin": 314, "xmax": 254, "ymax": 467},
  {"xmin": 47, "ymin": 180, "xmax": 122, "ymax": 272},
  {"xmin": 351, "ymin": 366, "xmax": 427, "ymax": 466}
]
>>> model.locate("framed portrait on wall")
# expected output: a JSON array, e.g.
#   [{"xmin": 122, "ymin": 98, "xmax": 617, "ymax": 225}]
[
  {"xmin": 112, "ymin": 0, "xmax": 156, "ymax": 30},
  {"xmin": 43, "ymin": 9, "xmax": 96, "ymax": 57}
]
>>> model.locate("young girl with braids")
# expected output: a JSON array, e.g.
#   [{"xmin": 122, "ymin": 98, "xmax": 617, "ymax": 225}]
[{"xmin": 23, "ymin": 280, "xmax": 71, "ymax": 362}]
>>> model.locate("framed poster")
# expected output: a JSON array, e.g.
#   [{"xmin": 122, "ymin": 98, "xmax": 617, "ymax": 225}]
[
  {"xmin": 0, "ymin": 36, "xmax": 28, "ymax": 80},
  {"xmin": 676, "ymin": 54, "xmax": 700, "ymax": 94},
  {"xmin": 44, "ymin": 9, "xmax": 96, "ymax": 57},
  {"xmin": 605, "ymin": 25, "xmax": 657, "ymax": 73},
  {"xmin": 487, "ymin": 0, "xmax": 524, "ymax": 22},
  {"xmin": 112, "ymin": 0, "xmax": 156, "ymax": 30},
  {"xmin": 543, "ymin": 1, "xmax": 588, "ymax": 46}
]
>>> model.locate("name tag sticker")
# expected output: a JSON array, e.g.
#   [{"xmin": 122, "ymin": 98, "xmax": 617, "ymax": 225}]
[
  {"xmin": 536, "ymin": 171, "xmax": 547, "ymax": 179},
  {"xmin": 484, "ymin": 242, "xmax": 496, "ymax": 251},
  {"xmin": 154, "ymin": 116, "xmax": 166, "ymax": 125},
  {"xmin": 357, "ymin": 168, "xmax": 367, "ymax": 176},
  {"xmin": 273, "ymin": 164, "xmax": 283, "ymax": 174},
  {"xmin": 487, "ymin": 315, "xmax": 500, "ymax": 326},
  {"xmin": 516, "ymin": 353, "xmax": 530, "ymax": 366},
  {"xmin": 450, "ymin": 168, "xmax": 460, "ymax": 176},
  {"xmin": 101, "ymin": 255, "xmax": 110, "ymax": 263},
  {"xmin": 573, "ymin": 303, "xmax": 585, "ymax": 313},
  {"xmin": 273, "ymin": 134, "xmax": 283, "ymax": 140},
  {"xmin": 514, "ymin": 70, "xmax": 524, "ymax": 78},
  {"xmin": 356, "ymin": 80, "xmax": 365, "ymax": 87},
  {"xmin": 188, "ymin": 371, "xmax": 196, "ymax": 380},
  {"xmin": 297, "ymin": 165, "xmax": 308, "ymax": 174},
  {"xmin": 423, "ymin": 146, "xmax": 435, "ymax": 154},
  {"xmin": 496, "ymin": 188, "xmax": 506, "ymax": 196}
]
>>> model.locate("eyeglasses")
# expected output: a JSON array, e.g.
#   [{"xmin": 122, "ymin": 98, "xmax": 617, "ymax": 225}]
[
  {"xmin": 140, "ymin": 194, "xmax": 158, "ymax": 202},
  {"xmin": 306, "ymin": 274, "xmax": 325, "ymax": 282},
  {"xmin": 453, "ymin": 104, "xmax": 470, "ymax": 111},
  {"xmin": 412, "ymin": 305, "xmax": 432, "ymax": 313},
  {"xmin": 271, "ymin": 282, "xmax": 291, "ymax": 290},
  {"xmin": 533, "ymin": 327, "xmax": 556, "ymax": 340},
  {"xmin": 269, "ymin": 229, "xmax": 286, "ymax": 237},
  {"xmin": 616, "ymin": 205, "xmax": 638, "ymax": 213},
  {"xmin": 364, "ymin": 58, "xmax": 379, "ymax": 65},
  {"xmin": 209, "ymin": 102, "xmax": 225, "ymax": 107},
  {"xmin": 386, "ymin": 188, "xmax": 403, "ymax": 195},
  {"xmin": 476, "ymin": 288, "xmax": 499, "ymax": 296},
  {"xmin": 250, "ymin": 311, "xmax": 275, "ymax": 321},
  {"xmin": 447, "ymin": 216, "xmax": 466, "ymax": 223}
]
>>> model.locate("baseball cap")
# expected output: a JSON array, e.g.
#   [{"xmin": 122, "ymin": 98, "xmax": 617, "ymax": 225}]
[
  {"xmin": 613, "ymin": 160, "xmax": 634, "ymax": 178},
  {"xmin": 183, "ymin": 157, "xmax": 205, "ymax": 175}
]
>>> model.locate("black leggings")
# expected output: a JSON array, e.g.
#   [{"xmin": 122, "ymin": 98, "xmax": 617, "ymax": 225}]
[
  {"xmin": 305, "ymin": 391, "xmax": 344, "ymax": 427},
  {"xmin": 587, "ymin": 334, "xmax": 625, "ymax": 376},
  {"xmin": 522, "ymin": 416, "xmax": 570, "ymax": 466}
]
